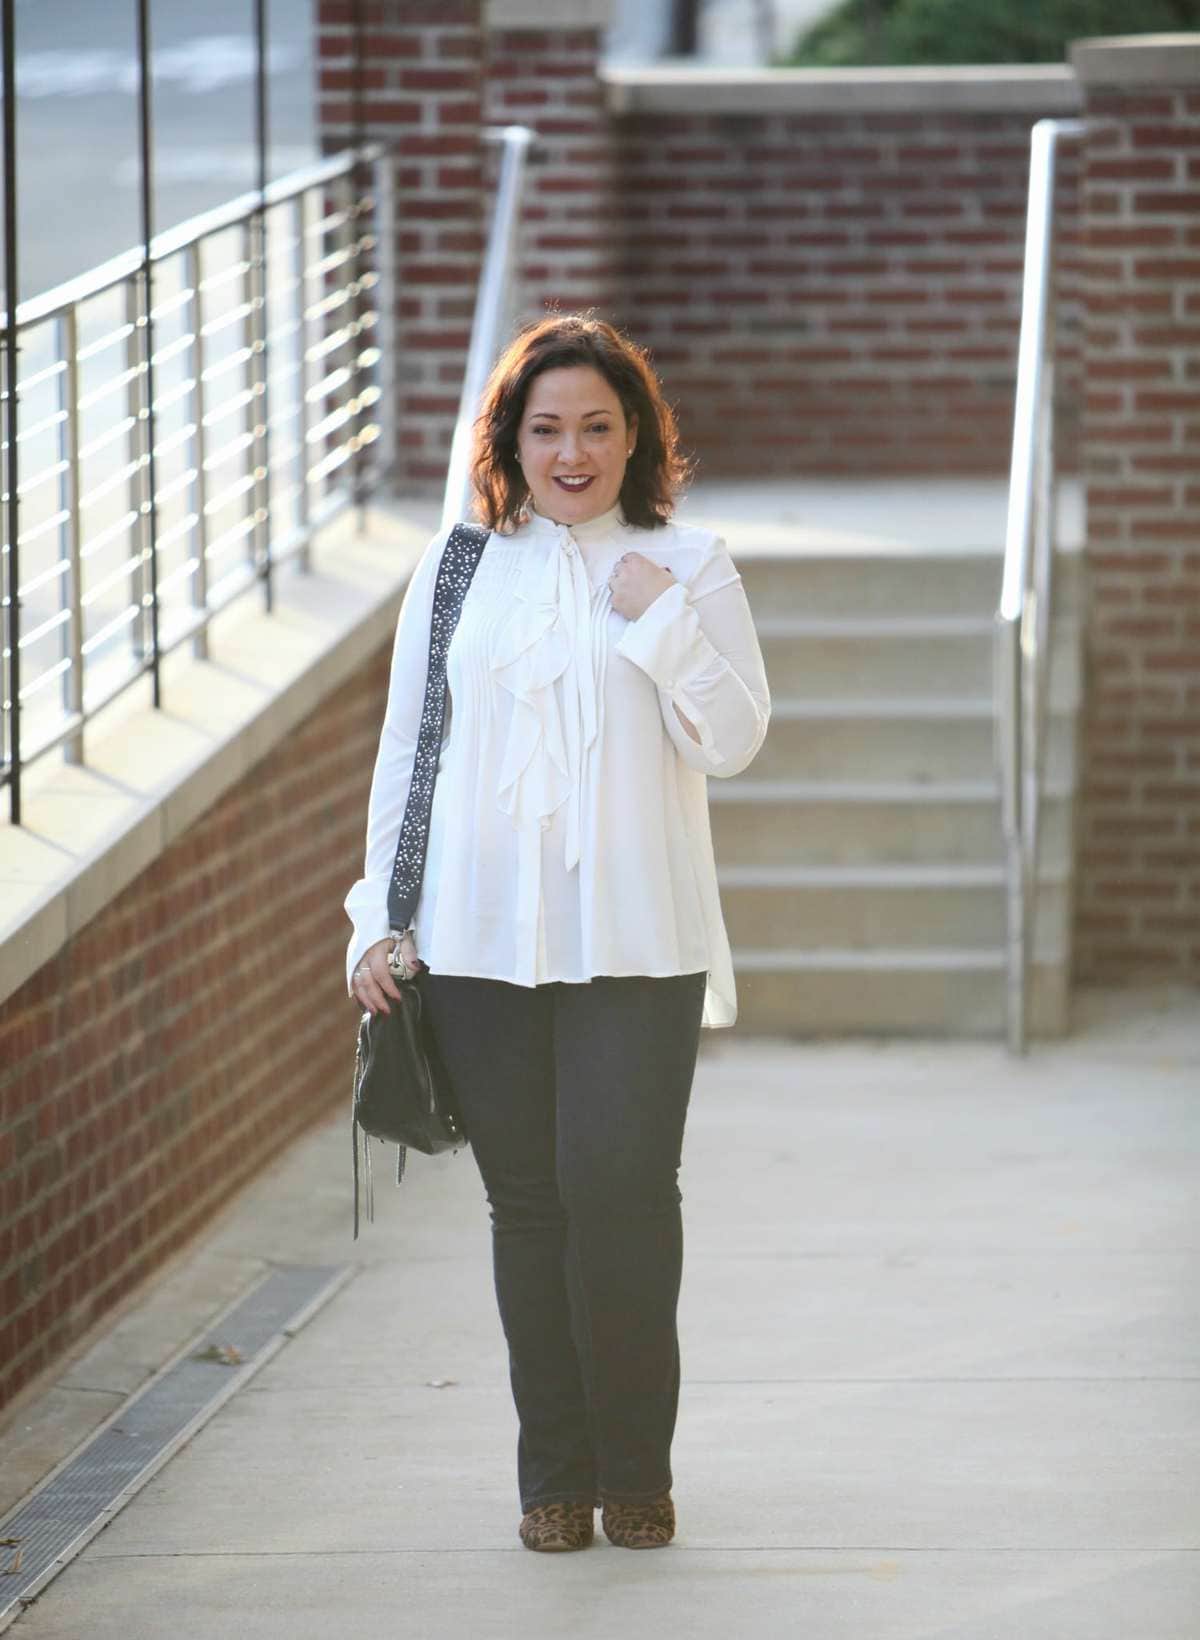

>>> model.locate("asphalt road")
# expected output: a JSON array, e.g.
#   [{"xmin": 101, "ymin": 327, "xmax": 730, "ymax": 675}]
[{"xmin": 9, "ymin": 0, "xmax": 318, "ymax": 304}]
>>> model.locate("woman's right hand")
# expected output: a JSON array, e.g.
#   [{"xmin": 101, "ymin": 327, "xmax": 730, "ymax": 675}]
[{"xmin": 350, "ymin": 933, "xmax": 425, "ymax": 1015}]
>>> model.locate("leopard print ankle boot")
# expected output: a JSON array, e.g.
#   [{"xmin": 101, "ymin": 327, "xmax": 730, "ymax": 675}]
[
  {"xmin": 518, "ymin": 1499, "xmax": 595, "ymax": 1552},
  {"xmin": 601, "ymin": 1491, "xmax": 675, "ymax": 1549}
]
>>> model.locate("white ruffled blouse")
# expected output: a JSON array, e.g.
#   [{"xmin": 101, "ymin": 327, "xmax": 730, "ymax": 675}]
[{"xmin": 343, "ymin": 500, "xmax": 770, "ymax": 1028}]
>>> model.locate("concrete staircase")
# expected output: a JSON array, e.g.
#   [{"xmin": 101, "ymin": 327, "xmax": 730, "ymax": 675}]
[{"xmin": 717, "ymin": 545, "xmax": 1084, "ymax": 1038}]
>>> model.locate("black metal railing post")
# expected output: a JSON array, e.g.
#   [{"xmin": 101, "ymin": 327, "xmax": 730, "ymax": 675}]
[
  {"xmin": 135, "ymin": 0, "xmax": 162, "ymax": 706},
  {"xmin": 2, "ymin": 0, "xmax": 20, "ymax": 821}
]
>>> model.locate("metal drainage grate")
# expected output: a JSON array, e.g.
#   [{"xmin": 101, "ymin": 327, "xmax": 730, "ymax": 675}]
[{"xmin": 0, "ymin": 1262, "xmax": 354, "ymax": 1629}]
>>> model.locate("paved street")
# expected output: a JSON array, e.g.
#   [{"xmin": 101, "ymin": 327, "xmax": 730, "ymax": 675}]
[
  {"xmin": 2, "ymin": 991, "xmax": 1197, "ymax": 1638},
  {"xmin": 10, "ymin": 0, "xmax": 318, "ymax": 301}
]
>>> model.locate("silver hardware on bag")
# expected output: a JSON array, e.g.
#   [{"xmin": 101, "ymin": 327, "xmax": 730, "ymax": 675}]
[{"xmin": 386, "ymin": 928, "xmax": 416, "ymax": 980}]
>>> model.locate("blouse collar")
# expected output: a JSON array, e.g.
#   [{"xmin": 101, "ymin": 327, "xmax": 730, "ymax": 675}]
[{"xmin": 524, "ymin": 498, "xmax": 628, "ymax": 546}]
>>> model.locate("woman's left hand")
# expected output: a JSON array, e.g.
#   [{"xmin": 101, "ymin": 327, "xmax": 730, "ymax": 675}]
[{"xmin": 608, "ymin": 552, "xmax": 677, "ymax": 621}]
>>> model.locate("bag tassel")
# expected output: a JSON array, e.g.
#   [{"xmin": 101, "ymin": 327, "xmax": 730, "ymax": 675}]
[
  {"xmin": 352, "ymin": 1034, "xmax": 408, "ymax": 1240},
  {"xmin": 351, "ymin": 1116, "xmax": 378, "ymax": 1243},
  {"xmin": 352, "ymin": 1036, "xmax": 374, "ymax": 1241}
]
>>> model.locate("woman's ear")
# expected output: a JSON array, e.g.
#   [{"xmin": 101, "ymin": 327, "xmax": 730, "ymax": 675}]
[{"xmin": 625, "ymin": 412, "xmax": 638, "ymax": 457}]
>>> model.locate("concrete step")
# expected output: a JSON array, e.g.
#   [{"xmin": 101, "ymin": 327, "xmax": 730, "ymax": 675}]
[
  {"xmin": 719, "ymin": 866, "xmax": 1069, "ymax": 960},
  {"xmin": 755, "ymin": 699, "xmax": 1078, "ymax": 785},
  {"xmin": 712, "ymin": 706, "xmax": 1081, "ymax": 1039},
  {"xmin": 709, "ymin": 780, "xmax": 1074, "ymax": 870},
  {"xmin": 707, "ymin": 538, "xmax": 1086, "ymax": 1039},
  {"xmin": 729, "ymin": 952, "xmax": 1070, "ymax": 1038},
  {"xmin": 736, "ymin": 550, "xmax": 1085, "ymax": 621},
  {"xmin": 757, "ymin": 617, "xmax": 1082, "ymax": 706}
]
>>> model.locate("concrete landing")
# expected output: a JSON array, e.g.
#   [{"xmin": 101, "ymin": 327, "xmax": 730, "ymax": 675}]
[
  {"xmin": 1, "ymin": 987, "xmax": 1197, "ymax": 1639},
  {"xmin": 678, "ymin": 475, "xmax": 1085, "ymax": 556}
]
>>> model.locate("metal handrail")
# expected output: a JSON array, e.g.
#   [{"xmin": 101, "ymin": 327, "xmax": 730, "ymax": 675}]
[
  {"xmin": 441, "ymin": 125, "xmax": 534, "ymax": 532},
  {"xmin": 996, "ymin": 117, "xmax": 1085, "ymax": 1054},
  {"xmin": 2, "ymin": 144, "xmax": 392, "ymax": 806}
]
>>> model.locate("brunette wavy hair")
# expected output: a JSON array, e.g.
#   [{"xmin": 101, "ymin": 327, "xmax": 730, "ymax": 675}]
[{"xmin": 469, "ymin": 314, "xmax": 692, "ymax": 533}]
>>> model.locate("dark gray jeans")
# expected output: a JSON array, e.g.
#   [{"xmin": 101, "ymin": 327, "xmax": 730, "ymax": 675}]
[{"xmin": 416, "ymin": 967, "xmax": 707, "ymax": 1511}]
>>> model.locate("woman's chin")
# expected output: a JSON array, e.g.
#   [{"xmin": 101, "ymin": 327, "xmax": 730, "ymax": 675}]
[{"xmin": 536, "ymin": 480, "xmax": 618, "ymax": 521}]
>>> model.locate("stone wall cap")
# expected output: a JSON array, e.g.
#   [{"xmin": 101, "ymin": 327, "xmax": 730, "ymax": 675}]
[
  {"xmin": 1070, "ymin": 33, "xmax": 1200, "ymax": 85},
  {"xmin": 0, "ymin": 503, "xmax": 436, "ymax": 1013},
  {"xmin": 487, "ymin": 0, "xmax": 613, "ymax": 28},
  {"xmin": 604, "ymin": 64, "xmax": 1082, "ymax": 116}
]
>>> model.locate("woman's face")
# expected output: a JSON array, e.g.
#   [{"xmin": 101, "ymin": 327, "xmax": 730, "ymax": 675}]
[{"xmin": 515, "ymin": 364, "xmax": 636, "ymax": 526}]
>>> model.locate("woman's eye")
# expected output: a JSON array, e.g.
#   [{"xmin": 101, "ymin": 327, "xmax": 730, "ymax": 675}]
[{"xmin": 529, "ymin": 424, "xmax": 610, "ymax": 435}]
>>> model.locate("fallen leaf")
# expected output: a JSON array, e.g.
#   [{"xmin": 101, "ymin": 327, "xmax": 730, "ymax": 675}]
[
  {"xmin": 193, "ymin": 1343, "xmax": 244, "ymax": 1366},
  {"xmin": 3, "ymin": 1547, "xmax": 22, "ymax": 1575}
]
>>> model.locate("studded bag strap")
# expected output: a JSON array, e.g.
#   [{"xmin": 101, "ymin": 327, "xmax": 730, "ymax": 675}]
[{"xmin": 386, "ymin": 521, "xmax": 491, "ymax": 934}]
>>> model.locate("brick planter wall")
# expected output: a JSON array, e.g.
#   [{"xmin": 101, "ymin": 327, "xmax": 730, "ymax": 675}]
[
  {"xmin": 608, "ymin": 102, "xmax": 1083, "ymax": 478},
  {"xmin": 0, "ymin": 645, "xmax": 390, "ymax": 1414},
  {"xmin": 1072, "ymin": 39, "xmax": 1200, "ymax": 983}
]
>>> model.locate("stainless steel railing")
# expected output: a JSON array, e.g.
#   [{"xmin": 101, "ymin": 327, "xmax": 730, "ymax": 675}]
[
  {"xmin": 995, "ymin": 118, "xmax": 1085, "ymax": 1055},
  {"xmin": 441, "ymin": 125, "xmax": 534, "ymax": 533},
  {"xmin": 1, "ymin": 142, "xmax": 392, "ymax": 812}
]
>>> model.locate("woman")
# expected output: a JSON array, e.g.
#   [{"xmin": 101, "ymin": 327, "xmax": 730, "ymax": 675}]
[{"xmin": 344, "ymin": 315, "xmax": 769, "ymax": 1553}]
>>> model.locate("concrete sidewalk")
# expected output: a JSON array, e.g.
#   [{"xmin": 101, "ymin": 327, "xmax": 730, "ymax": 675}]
[{"xmin": 2, "ymin": 991, "xmax": 1198, "ymax": 1639}]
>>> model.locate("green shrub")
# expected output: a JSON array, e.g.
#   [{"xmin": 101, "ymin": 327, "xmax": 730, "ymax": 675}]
[{"xmin": 781, "ymin": 0, "xmax": 1200, "ymax": 68}]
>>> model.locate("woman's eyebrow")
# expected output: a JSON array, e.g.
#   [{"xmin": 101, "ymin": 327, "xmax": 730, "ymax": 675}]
[{"xmin": 527, "ymin": 409, "xmax": 613, "ymax": 420}]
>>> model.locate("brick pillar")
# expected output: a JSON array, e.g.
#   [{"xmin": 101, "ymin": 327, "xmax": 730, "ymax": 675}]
[
  {"xmin": 317, "ymin": 1, "xmax": 485, "ymax": 493},
  {"xmin": 1071, "ymin": 35, "xmax": 1200, "ymax": 982},
  {"xmin": 485, "ymin": 0, "xmax": 618, "ymax": 321}
]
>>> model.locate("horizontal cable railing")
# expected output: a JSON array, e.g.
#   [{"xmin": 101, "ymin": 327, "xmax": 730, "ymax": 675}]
[
  {"xmin": 1, "ymin": 142, "xmax": 394, "ymax": 813},
  {"xmin": 995, "ymin": 117, "xmax": 1085, "ymax": 1055}
]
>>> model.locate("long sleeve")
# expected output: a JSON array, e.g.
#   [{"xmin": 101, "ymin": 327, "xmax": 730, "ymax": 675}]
[
  {"xmin": 615, "ymin": 538, "xmax": 770, "ymax": 777},
  {"xmin": 343, "ymin": 527, "xmax": 451, "ymax": 992}
]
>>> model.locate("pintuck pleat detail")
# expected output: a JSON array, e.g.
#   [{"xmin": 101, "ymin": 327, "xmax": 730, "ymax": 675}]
[{"xmin": 490, "ymin": 523, "xmax": 604, "ymax": 872}]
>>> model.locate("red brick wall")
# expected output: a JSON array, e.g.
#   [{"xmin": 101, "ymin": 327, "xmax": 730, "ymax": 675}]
[
  {"xmin": 486, "ymin": 25, "xmax": 618, "ymax": 318},
  {"xmin": 1074, "ymin": 79, "xmax": 1200, "ymax": 981},
  {"xmin": 317, "ymin": 0, "xmax": 485, "ymax": 492},
  {"xmin": 0, "ymin": 645, "xmax": 390, "ymax": 1414},
  {"xmin": 609, "ymin": 107, "xmax": 1082, "ymax": 477},
  {"xmin": 315, "ymin": 20, "xmax": 1081, "ymax": 481}
]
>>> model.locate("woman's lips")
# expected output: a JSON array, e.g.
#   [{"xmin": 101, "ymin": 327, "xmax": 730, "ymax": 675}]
[{"xmin": 554, "ymin": 476, "xmax": 594, "ymax": 492}]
